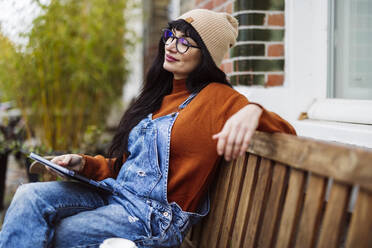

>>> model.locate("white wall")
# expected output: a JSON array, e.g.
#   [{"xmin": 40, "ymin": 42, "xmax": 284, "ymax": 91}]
[
  {"xmin": 122, "ymin": 0, "xmax": 143, "ymax": 105},
  {"xmin": 235, "ymin": 0, "xmax": 372, "ymax": 148}
]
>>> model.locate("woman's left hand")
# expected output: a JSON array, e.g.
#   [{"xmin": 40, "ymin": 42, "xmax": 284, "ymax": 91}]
[{"xmin": 212, "ymin": 104, "xmax": 263, "ymax": 161}]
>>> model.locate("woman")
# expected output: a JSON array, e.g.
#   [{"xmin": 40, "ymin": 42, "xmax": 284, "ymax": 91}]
[{"xmin": 0, "ymin": 9, "xmax": 295, "ymax": 247}]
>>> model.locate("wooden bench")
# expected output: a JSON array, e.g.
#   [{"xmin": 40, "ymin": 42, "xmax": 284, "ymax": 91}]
[{"xmin": 181, "ymin": 131, "xmax": 372, "ymax": 248}]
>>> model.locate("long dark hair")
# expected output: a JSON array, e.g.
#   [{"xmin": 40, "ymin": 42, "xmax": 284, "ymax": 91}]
[{"xmin": 108, "ymin": 19, "xmax": 232, "ymax": 173}]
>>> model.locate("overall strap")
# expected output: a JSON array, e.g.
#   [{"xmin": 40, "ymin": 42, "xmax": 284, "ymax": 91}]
[{"xmin": 178, "ymin": 92, "xmax": 197, "ymax": 110}]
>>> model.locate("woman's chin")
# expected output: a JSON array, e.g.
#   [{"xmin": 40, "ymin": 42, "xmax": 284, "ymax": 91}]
[{"xmin": 163, "ymin": 63, "xmax": 175, "ymax": 73}]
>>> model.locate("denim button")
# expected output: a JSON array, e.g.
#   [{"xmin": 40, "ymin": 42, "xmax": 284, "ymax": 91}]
[{"xmin": 163, "ymin": 212, "xmax": 169, "ymax": 217}]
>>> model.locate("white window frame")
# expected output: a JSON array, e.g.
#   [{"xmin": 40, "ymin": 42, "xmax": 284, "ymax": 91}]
[{"xmin": 234, "ymin": 0, "xmax": 372, "ymax": 148}]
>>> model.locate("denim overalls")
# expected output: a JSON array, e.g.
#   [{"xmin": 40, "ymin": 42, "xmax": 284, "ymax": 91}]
[
  {"xmin": 102, "ymin": 92, "xmax": 209, "ymax": 247},
  {"xmin": 0, "ymin": 92, "xmax": 209, "ymax": 248}
]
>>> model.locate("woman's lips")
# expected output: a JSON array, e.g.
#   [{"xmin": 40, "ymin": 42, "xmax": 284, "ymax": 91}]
[{"xmin": 165, "ymin": 54, "xmax": 179, "ymax": 62}]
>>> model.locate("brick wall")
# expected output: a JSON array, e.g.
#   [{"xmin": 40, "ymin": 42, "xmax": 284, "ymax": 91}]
[
  {"xmin": 142, "ymin": 0, "xmax": 171, "ymax": 75},
  {"xmin": 184, "ymin": 0, "xmax": 285, "ymax": 87}
]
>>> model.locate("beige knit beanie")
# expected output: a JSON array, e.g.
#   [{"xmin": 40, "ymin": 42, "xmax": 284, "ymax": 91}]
[{"xmin": 177, "ymin": 9, "xmax": 239, "ymax": 66}]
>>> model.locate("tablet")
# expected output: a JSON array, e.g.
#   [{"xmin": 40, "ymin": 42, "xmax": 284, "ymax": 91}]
[{"xmin": 29, "ymin": 152, "xmax": 114, "ymax": 194}]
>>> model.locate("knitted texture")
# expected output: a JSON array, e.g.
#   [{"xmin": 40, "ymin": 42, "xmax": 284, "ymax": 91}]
[{"xmin": 177, "ymin": 9, "xmax": 239, "ymax": 66}]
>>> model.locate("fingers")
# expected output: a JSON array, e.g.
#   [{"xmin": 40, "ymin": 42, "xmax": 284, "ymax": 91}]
[
  {"xmin": 232, "ymin": 126, "xmax": 247, "ymax": 158},
  {"xmin": 69, "ymin": 155, "xmax": 84, "ymax": 171},
  {"xmin": 224, "ymin": 126, "xmax": 239, "ymax": 161},
  {"xmin": 51, "ymin": 155, "xmax": 71, "ymax": 167},
  {"xmin": 51, "ymin": 156, "xmax": 62, "ymax": 165},
  {"xmin": 62, "ymin": 155, "xmax": 71, "ymax": 165},
  {"xmin": 239, "ymin": 129, "xmax": 255, "ymax": 156},
  {"xmin": 50, "ymin": 154, "xmax": 84, "ymax": 172},
  {"xmin": 213, "ymin": 123, "xmax": 232, "ymax": 158},
  {"xmin": 45, "ymin": 166, "xmax": 59, "ymax": 178},
  {"xmin": 69, "ymin": 155, "xmax": 83, "ymax": 166},
  {"xmin": 213, "ymin": 104, "xmax": 262, "ymax": 161},
  {"xmin": 213, "ymin": 123, "xmax": 243, "ymax": 161},
  {"xmin": 36, "ymin": 155, "xmax": 73, "ymax": 180},
  {"xmin": 213, "ymin": 132, "xmax": 226, "ymax": 156}
]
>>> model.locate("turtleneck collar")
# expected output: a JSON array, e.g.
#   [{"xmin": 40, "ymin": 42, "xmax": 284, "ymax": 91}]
[{"xmin": 172, "ymin": 78, "xmax": 187, "ymax": 94}]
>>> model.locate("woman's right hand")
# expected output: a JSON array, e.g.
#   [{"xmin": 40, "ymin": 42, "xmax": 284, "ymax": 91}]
[{"xmin": 50, "ymin": 154, "xmax": 86, "ymax": 172}]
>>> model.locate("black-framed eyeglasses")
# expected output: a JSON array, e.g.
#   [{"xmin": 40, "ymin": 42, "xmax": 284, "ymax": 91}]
[{"xmin": 162, "ymin": 29, "xmax": 200, "ymax": 54}]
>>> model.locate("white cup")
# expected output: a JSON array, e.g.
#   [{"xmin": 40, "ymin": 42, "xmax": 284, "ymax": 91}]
[{"xmin": 99, "ymin": 238, "xmax": 137, "ymax": 248}]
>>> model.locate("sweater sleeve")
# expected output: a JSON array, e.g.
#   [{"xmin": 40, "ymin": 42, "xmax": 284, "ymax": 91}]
[
  {"xmin": 250, "ymin": 102, "xmax": 296, "ymax": 135},
  {"xmin": 79, "ymin": 155, "xmax": 121, "ymax": 180}
]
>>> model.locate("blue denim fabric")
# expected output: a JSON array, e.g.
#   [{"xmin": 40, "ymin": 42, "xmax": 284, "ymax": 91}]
[{"xmin": 0, "ymin": 93, "xmax": 209, "ymax": 248}]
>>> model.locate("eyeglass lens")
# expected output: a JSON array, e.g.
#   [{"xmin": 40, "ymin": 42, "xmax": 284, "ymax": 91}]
[{"xmin": 163, "ymin": 29, "xmax": 190, "ymax": 53}]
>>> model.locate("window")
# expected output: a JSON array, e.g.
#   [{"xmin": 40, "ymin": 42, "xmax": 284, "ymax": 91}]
[
  {"xmin": 329, "ymin": 0, "xmax": 372, "ymax": 100},
  {"xmin": 234, "ymin": 0, "xmax": 372, "ymax": 148},
  {"xmin": 307, "ymin": 0, "xmax": 372, "ymax": 126}
]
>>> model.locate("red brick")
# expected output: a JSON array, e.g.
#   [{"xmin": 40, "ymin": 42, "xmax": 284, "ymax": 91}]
[
  {"xmin": 225, "ymin": 2, "xmax": 233, "ymax": 14},
  {"xmin": 196, "ymin": 0, "xmax": 205, "ymax": 5},
  {"xmin": 268, "ymin": 44, "xmax": 284, "ymax": 57},
  {"xmin": 222, "ymin": 62, "xmax": 233, "ymax": 74},
  {"xmin": 266, "ymin": 74, "xmax": 284, "ymax": 87},
  {"xmin": 213, "ymin": 0, "xmax": 226, "ymax": 8},
  {"xmin": 268, "ymin": 13, "xmax": 285, "ymax": 26},
  {"xmin": 200, "ymin": 1, "xmax": 213, "ymax": 10}
]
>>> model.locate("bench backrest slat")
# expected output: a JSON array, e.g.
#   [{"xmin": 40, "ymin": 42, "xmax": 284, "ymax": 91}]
[
  {"xmin": 248, "ymin": 132, "xmax": 372, "ymax": 191},
  {"xmin": 199, "ymin": 156, "xmax": 234, "ymax": 247},
  {"xmin": 180, "ymin": 132, "xmax": 372, "ymax": 248},
  {"xmin": 257, "ymin": 162, "xmax": 287, "ymax": 247},
  {"xmin": 295, "ymin": 174, "xmax": 327, "ymax": 248},
  {"xmin": 345, "ymin": 189, "xmax": 372, "ymax": 247},
  {"xmin": 317, "ymin": 181, "xmax": 351, "ymax": 248},
  {"xmin": 243, "ymin": 158, "xmax": 272, "ymax": 247},
  {"xmin": 231, "ymin": 154, "xmax": 259, "ymax": 247},
  {"xmin": 276, "ymin": 168, "xmax": 306, "ymax": 248},
  {"xmin": 218, "ymin": 155, "xmax": 248, "ymax": 248}
]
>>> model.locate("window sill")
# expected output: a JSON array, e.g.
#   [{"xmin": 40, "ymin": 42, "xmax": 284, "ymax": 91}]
[
  {"xmin": 293, "ymin": 119, "xmax": 372, "ymax": 149},
  {"xmin": 307, "ymin": 98, "xmax": 372, "ymax": 125}
]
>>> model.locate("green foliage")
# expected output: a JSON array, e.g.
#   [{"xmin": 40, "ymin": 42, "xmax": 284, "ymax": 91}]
[
  {"xmin": 0, "ymin": 0, "xmax": 134, "ymax": 152},
  {"xmin": 0, "ymin": 105, "xmax": 26, "ymax": 155}
]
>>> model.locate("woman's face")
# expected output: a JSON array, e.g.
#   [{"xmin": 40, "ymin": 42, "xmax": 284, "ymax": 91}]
[{"xmin": 163, "ymin": 29, "xmax": 202, "ymax": 80}]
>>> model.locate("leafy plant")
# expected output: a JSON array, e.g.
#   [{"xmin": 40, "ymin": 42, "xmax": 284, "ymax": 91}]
[
  {"xmin": 0, "ymin": 103, "xmax": 26, "ymax": 155},
  {"xmin": 0, "ymin": 0, "xmax": 134, "ymax": 152}
]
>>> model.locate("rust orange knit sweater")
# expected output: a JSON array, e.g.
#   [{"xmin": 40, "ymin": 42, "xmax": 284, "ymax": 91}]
[{"xmin": 80, "ymin": 79, "xmax": 296, "ymax": 212}]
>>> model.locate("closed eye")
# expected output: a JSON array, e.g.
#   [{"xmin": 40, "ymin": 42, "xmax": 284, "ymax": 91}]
[{"xmin": 179, "ymin": 37, "xmax": 190, "ymax": 46}]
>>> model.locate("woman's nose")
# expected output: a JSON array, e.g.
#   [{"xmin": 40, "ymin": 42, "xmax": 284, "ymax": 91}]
[{"xmin": 165, "ymin": 38, "xmax": 177, "ymax": 52}]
